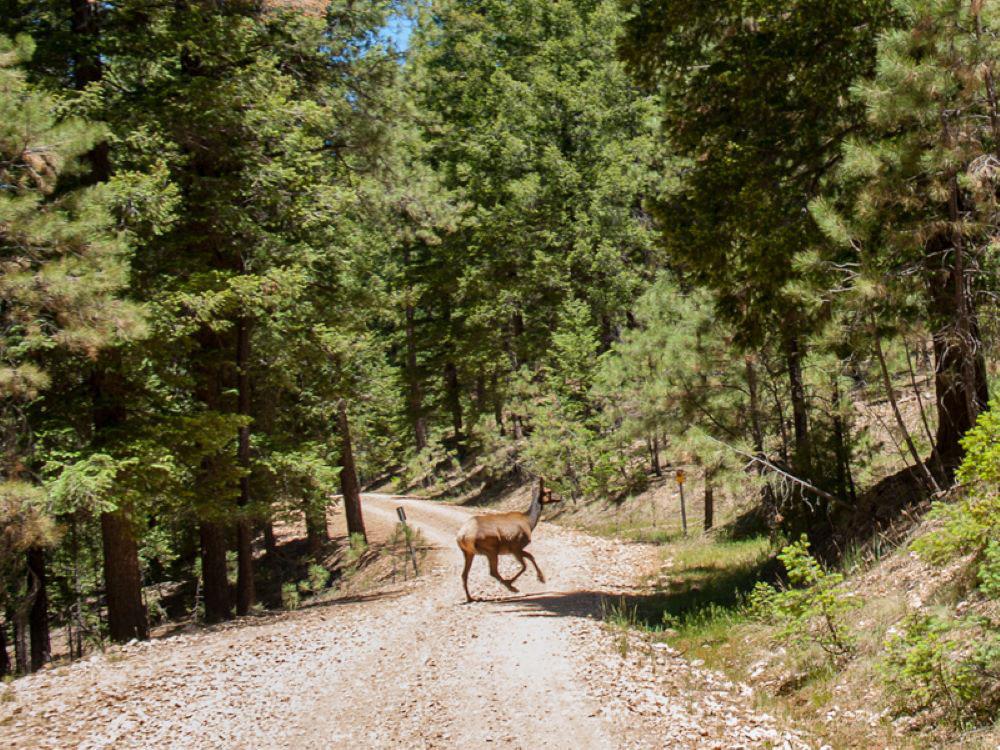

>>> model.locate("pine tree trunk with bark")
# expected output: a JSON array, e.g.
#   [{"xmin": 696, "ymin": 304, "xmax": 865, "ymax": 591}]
[
  {"xmin": 928, "ymin": 255, "xmax": 989, "ymax": 473},
  {"xmin": 444, "ymin": 360, "xmax": 463, "ymax": 448},
  {"xmin": 0, "ymin": 617, "xmax": 10, "ymax": 677},
  {"xmin": 404, "ymin": 302, "xmax": 428, "ymax": 452},
  {"xmin": 71, "ymin": 0, "xmax": 149, "ymax": 644},
  {"xmin": 703, "ymin": 481, "xmax": 714, "ymax": 531},
  {"xmin": 27, "ymin": 548, "xmax": 49, "ymax": 670},
  {"xmin": 92, "ymin": 362, "xmax": 149, "ymax": 643},
  {"xmin": 13, "ymin": 566, "xmax": 40, "ymax": 674},
  {"xmin": 235, "ymin": 317, "xmax": 255, "ymax": 616},
  {"xmin": 830, "ymin": 376, "xmax": 857, "ymax": 505},
  {"xmin": 199, "ymin": 521, "xmax": 231, "ymax": 624},
  {"xmin": 262, "ymin": 521, "xmax": 277, "ymax": 556},
  {"xmin": 492, "ymin": 373, "xmax": 505, "ymax": 435},
  {"xmin": 927, "ymin": 99, "xmax": 989, "ymax": 473},
  {"xmin": 100, "ymin": 509, "xmax": 149, "ymax": 641},
  {"xmin": 785, "ymin": 335, "xmax": 811, "ymax": 475},
  {"xmin": 13, "ymin": 613, "xmax": 28, "ymax": 675},
  {"xmin": 337, "ymin": 402, "xmax": 366, "ymax": 543}
]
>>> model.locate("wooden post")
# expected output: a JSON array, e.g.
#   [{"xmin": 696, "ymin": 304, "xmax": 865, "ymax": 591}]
[
  {"xmin": 704, "ymin": 482, "xmax": 714, "ymax": 531},
  {"xmin": 396, "ymin": 507, "xmax": 419, "ymax": 577}
]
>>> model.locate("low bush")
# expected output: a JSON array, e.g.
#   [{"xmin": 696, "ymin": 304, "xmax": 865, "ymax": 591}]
[
  {"xmin": 880, "ymin": 399, "xmax": 1000, "ymax": 728},
  {"xmin": 749, "ymin": 535, "xmax": 861, "ymax": 661},
  {"xmin": 281, "ymin": 582, "xmax": 300, "ymax": 611},
  {"xmin": 883, "ymin": 612, "xmax": 1000, "ymax": 726}
]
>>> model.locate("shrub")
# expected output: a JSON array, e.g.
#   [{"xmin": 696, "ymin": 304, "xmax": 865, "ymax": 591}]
[
  {"xmin": 749, "ymin": 535, "xmax": 861, "ymax": 660},
  {"xmin": 345, "ymin": 532, "xmax": 368, "ymax": 565},
  {"xmin": 298, "ymin": 564, "xmax": 330, "ymax": 594},
  {"xmin": 883, "ymin": 613, "xmax": 1000, "ymax": 726},
  {"xmin": 281, "ymin": 582, "xmax": 300, "ymax": 610},
  {"xmin": 881, "ymin": 401, "xmax": 1000, "ymax": 727},
  {"xmin": 914, "ymin": 398, "xmax": 1000, "ymax": 598}
]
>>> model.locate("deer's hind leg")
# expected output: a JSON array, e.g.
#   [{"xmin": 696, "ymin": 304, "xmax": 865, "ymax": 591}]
[
  {"xmin": 522, "ymin": 550, "xmax": 545, "ymax": 583},
  {"xmin": 460, "ymin": 548, "xmax": 475, "ymax": 602},
  {"xmin": 486, "ymin": 550, "xmax": 518, "ymax": 593},
  {"xmin": 509, "ymin": 551, "xmax": 528, "ymax": 585}
]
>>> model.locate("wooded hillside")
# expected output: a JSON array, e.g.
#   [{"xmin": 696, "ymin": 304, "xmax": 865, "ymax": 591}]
[{"xmin": 0, "ymin": 3, "xmax": 996, "ymax": 735}]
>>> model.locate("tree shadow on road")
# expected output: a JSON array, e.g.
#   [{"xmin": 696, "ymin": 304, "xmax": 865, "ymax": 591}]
[
  {"xmin": 476, "ymin": 589, "xmax": 632, "ymax": 619},
  {"xmin": 482, "ymin": 547, "xmax": 782, "ymax": 630}
]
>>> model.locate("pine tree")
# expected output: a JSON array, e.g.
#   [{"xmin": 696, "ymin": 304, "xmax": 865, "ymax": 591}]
[
  {"xmin": 0, "ymin": 35, "xmax": 137, "ymax": 668},
  {"xmin": 405, "ymin": 0, "xmax": 660, "ymax": 452},
  {"xmin": 619, "ymin": 0, "xmax": 893, "ymax": 482},
  {"xmin": 815, "ymin": 0, "xmax": 997, "ymax": 472},
  {"xmin": 91, "ymin": 2, "xmax": 398, "ymax": 619}
]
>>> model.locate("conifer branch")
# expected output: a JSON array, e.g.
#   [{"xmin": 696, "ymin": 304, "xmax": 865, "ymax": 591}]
[{"xmin": 700, "ymin": 433, "xmax": 852, "ymax": 511}]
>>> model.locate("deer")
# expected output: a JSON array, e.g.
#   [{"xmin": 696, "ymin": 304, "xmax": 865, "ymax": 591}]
[{"xmin": 456, "ymin": 477, "xmax": 560, "ymax": 602}]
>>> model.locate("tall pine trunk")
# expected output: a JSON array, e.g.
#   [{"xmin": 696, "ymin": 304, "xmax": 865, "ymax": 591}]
[
  {"xmin": 262, "ymin": 521, "xmax": 277, "ymax": 556},
  {"xmin": 444, "ymin": 361, "xmax": 463, "ymax": 448},
  {"xmin": 13, "ymin": 613, "xmax": 28, "ymax": 675},
  {"xmin": 745, "ymin": 355, "xmax": 766, "ymax": 454},
  {"xmin": 830, "ymin": 376, "xmax": 857, "ymax": 505},
  {"xmin": 27, "ymin": 548, "xmax": 49, "ymax": 670},
  {"xmin": 0, "ymin": 617, "xmax": 10, "ymax": 677},
  {"xmin": 92, "ymin": 363, "xmax": 149, "ymax": 642},
  {"xmin": 193, "ymin": 325, "xmax": 233, "ymax": 625},
  {"xmin": 199, "ymin": 520, "xmax": 231, "ymax": 624},
  {"xmin": 785, "ymin": 335, "xmax": 811, "ymax": 475},
  {"xmin": 404, "ymin": 301, "xmax": 428, "ymax": 452},
  {"xmin": 71, "ymin": 0, "xmax": 149, "ymax": 644},
  {"xmin": 13, "ymin": 565, "xmax": 40, "ymax": 673},
  {"xmin": 337, "ymin": 402, "xmax": 366, "ymax": 543},
  {"xmin": 929, "ymin": 259, "xmax": 989, "ymax": 472},
  {"xmin": 492, "ymin": 373, "xmax": 505, "ymax": 435},
  {"xmin": 703, "ymin": 481, "xmax": 714, "ymax": 531},
  {"xmin": 648, "ymin": 434, "xmax": 661, "ymax": 477},
  {"xmin": 401, "ymin": 246, "xmax": 428, "ymax": 451},
  {"xmin": 100, "ymin": 509, "xmax": 148, "ymax": 641},
  {"xmin": 235, "ymin": 317, "xmax": 255, "ymax": 616},
  {"xmin": 928, "ymin": 99, "xmax": 990, "ymax": 472}
]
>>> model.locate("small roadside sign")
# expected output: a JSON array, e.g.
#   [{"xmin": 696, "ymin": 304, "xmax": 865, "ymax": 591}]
[{"xmin": 675, "ymin": 469, "xmax": 686, "ymax": 485}]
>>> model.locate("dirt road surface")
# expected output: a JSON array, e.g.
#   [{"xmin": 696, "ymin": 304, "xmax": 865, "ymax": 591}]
[{"xmin": 1, "ymin": 494, "xmax": 812, "ymax": 749}]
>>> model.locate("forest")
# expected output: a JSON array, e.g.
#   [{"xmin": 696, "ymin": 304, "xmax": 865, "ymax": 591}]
[{"xmin": 0, "ymin": 0, "xmax": 998, "ymax": 744}]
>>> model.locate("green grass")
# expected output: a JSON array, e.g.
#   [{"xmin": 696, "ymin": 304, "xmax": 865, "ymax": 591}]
[
  {"xmin": 583, "ymin": 517, "xmax": 688, "ymax": 544},
  {"xmin": 626, "ymin": 535, "xmax": 779, "ymax": 634}
]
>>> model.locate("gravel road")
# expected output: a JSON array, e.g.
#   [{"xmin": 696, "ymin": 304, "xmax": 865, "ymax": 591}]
[{"xmin": 1, "ymin": 493, "xmax": 812, "ymax": 749}]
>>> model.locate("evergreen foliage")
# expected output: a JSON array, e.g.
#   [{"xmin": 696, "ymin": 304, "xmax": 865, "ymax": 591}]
[
  {"xmin": 1, "ymin": 34, "xmax": 137, "ymax": 662},
  {"xmin": 0, "ymin": 5, "xmax": 996, "ymax": 730}
]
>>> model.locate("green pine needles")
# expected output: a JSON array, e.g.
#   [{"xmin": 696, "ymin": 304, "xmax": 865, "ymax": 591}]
[{"xmin": 750, "ymin": 536, "xmax": 862, "ymax": 661}]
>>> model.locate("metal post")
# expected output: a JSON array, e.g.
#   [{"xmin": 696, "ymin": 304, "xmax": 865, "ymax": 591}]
[
  {"xmin": 676, "ymin": 469, "xmax": 688, "ymax": 536},
  {"xmin": 396, "ymin": 507, "xmax": 420, "ymax": 576}
]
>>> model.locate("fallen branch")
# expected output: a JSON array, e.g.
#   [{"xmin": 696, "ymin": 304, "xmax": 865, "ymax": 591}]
[{"xmin": 701, "ymin": 434, "xmax": 853, "ymax": 511}]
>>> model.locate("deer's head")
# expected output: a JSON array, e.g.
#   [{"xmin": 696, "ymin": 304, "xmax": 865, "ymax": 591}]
[{"xmin": 537, "ymin": 478, "xmax": 560, "ymax": 505}]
